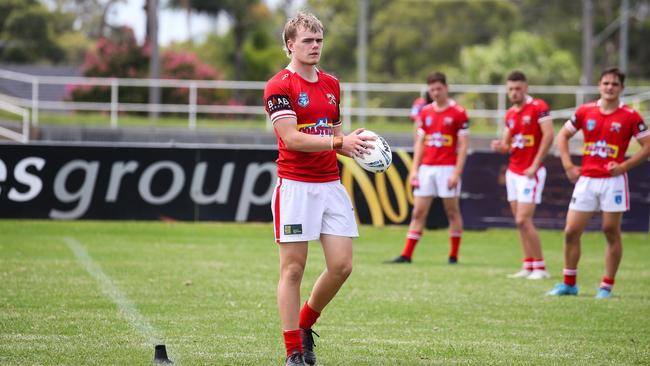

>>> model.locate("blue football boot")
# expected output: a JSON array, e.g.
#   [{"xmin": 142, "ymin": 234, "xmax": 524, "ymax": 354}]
[{"xmin": 546, "ymin": 283, "xmax": 578, "ymax": 296}]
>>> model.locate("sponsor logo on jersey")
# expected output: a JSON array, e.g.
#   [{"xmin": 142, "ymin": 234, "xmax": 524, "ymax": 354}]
[
  {"xmin": 425, "ymin": 116, "xmax": 433, "ymax": 127},
  {"xmin": 297, "ymin": 92, "xmax": 309, "ymax": 107},
  {"xmin": 610, "ymin": 122, "xmax": 621, "ymax": 133},
  {"xmin": 297, "ymin": 117, "xmax": 332, "ymax": 136},
  {"xmin": 327, "ymin": 93, "xmax": 337, "ymax": 105},
  {"xmin": 444, "ymin": 117, "xmax": 453, "ymax": 125},
  {"xmin": 586, "ymin": 119, "xmax": 596, "ymax": 131},
  {"xmin": 266, "ymin": 94, "xmax": 292, "ymax": 113},
  {"xmin": 511, "ymin": 133, "xmax": 534, "ymax": 149},
  {"xmin": 425, "ymin": 132, "xmax": 453, "ymax": 147},
  {"xmin": 583, "ymin": 140, "xmax": 619, "ymax": 158},
  {"xmin": 523, "ymin": 115, "xmax": 531, "ymax": 124}
]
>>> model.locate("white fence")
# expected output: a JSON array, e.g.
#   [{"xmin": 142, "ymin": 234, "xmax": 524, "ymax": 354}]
[{"xmin": 1, "ymin": 68, "xmax": 650, "ymax": 143}]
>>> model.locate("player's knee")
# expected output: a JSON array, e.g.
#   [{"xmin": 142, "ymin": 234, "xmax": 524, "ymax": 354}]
[
  {"xmin": 602, "ymin": 225, "xmax": 621, "ymax": 243},
  {"xmin": 329, "ymin": 260, "xmax": 352, "ymax": 279},
  {"xmin": 281, "ymin": 262, "xmax": 305, "ymax": 284},
  {"xmin": 514, "ymin": 216, "xmax": 529, "ymax": 230},
  {"xmin": 564, "ymin": 226, "xmax": 582, "ymax": 243},
  {"xmin": 411, "ymin": 207, "xmax": 426, "ymax": 221}
]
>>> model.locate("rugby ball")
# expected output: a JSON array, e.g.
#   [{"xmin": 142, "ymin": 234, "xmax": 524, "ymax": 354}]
[{"xmin": 353, "ymin": 130, "xmax": 392, "ymax": 173}]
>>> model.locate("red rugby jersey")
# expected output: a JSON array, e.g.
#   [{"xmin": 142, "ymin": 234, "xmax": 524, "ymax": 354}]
[
  {"xmin": 564, "ymin": 100, "xmax": 648, "ymax": 178},
  {"xmin": 417, "ymin": 100, "xmax": 469, "ymax": 166},
  {"xmin": 410, "ymin": 96, "xmax": 427, "ymax": 124},
  {"xmin": 264, "ymin": 67, "xmax": 341, "ymax": 183},
  {"xmin": 505, "ymin": 96, "xmax": 552, "ymax": 175}
]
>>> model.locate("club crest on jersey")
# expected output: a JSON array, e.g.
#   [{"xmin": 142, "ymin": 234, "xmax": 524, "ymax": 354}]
[
  {"xmin": 444, "ymin": 117, "xmax": 453, "ymax": 125},
  {"xmin": 610, "ymin": 122, "xmax": 621, "ymax": 133},
  {"xmin": 425, "ymin": 116, "xmax": 433, "ymax": 127},
  {"xmin": 297, "ymin": 92, "xmax": 309, "ymax": 108},
  {"xmin": 523, "ymin": 115, "xmax": 531, "ymax": 124},
  {"xmin": 508, "ymin": 119, "xmax": 515, "ymax": 129},
  {"xmin": 327, "ymin": 93, "xmax": 336, "ymax": 105},
  {"xmin": 586, "ymin": 119, "xmax": 596, "ymax": 131}
]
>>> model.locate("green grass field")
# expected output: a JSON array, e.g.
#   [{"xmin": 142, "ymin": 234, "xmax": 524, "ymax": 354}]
[{"xmin": 1, "ymin": 221, "xmax": 649, "ymax": 365}]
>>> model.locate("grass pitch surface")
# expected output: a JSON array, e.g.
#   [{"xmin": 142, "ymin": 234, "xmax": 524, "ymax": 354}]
[{"xmin": 1, "ymin": 221, "xmax": 649, "ymax": 365}]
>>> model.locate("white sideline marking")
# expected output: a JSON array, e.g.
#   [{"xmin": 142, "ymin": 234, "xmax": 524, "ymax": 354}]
[{"xmin": 64, "ymin": 237, "xmax": 177, "ymax": 362}]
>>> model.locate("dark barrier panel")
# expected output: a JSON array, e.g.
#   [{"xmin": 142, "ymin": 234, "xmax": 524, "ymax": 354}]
[{"xmin": 0, "ymin": 144, "xmax": 648, "ymax": 231}]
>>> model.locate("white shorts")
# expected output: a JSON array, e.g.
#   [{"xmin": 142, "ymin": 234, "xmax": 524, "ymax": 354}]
[
  {"xmin": 413, "ymin": 165, "xmax": 461, "ymax": 198},
  {"xmin": 506, "ymin": 167, "xmax": 546, "ymax": 204},
  {"xmin": 569, "ymin": 174, "xmax": 630, "ymax": 212},
  {"xmin": 271, "ymin": 178, "xmax": 359, "ymax": 243}
]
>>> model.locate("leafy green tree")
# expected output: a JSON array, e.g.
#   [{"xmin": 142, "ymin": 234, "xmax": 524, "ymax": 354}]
[
  {"xmin": 0, "ymin": 1, "xmax": 65, "ymax": 63},
  {"xmin": 453, "ymin": 31, "xmax": 579, "ymax": 85},
  {"xmin": 167, "ymin": 0, "xmax": 264, "ymax": 81}
]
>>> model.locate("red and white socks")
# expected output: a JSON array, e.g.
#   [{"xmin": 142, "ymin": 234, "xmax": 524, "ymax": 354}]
[
  {"xmin": 401, "ymin": 230, "xmax": 422, "ymax": 259},
  {"xmin": 523, "ymin": 257, "xmax": 534, "ymax": 272},
  {"xmin": 599, "ymin": 277, "xmax": 614, "ymax": 293},
  {"xmin": 563, "ymin": 268, "xmax": 577, "ymax": 287}
]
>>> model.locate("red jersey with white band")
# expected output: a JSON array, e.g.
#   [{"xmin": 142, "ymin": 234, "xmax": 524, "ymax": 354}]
[
  {"xmin": 564, "ymin": 100, "xmax": 648, "ymax": 178},
  {"xmin": 417, "ymin": 100, "xmax": 469, "ymax": 166},
  {"xmin": 264, "ymin": 67, "xmax": 342, "ymax": 183},
  {"xmin": 505, "ymin": 96, "xmax": 551, "ymax": 175},
  {"xmin": 410, "ymin": 97, "xmax": 427, "ymax": 124}
]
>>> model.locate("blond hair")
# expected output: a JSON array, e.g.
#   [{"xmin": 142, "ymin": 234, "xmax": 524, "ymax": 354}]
[{"xmin": 282, "ymin": 11, "xmax": 324, "ymax": 57}]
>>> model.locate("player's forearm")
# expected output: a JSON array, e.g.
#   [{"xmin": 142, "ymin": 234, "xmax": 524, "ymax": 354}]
[
  {"xmin": 454, "ymin": 138, "xmax": 469, "ymax": 175},
  {"xmin": 411, "ymin": 141, "xmax": 424, "ymax": 171},
  {"xmin": 532, "ymin": 132, "xmax": 553, "ymax": 168},
  {"xmin": 620, "ymin": 141, "xmax": 650, "ymax": 172},
  {"xmin": 282, "ymin": 131, "xmax": 341, "ymax": 152},
  {"xmin": 557, "ymin": 130, "xmax": 573, "ymax": 169}
]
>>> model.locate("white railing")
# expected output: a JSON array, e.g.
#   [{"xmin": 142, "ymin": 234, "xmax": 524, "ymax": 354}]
[
  {"xmin": 0, "ymin": 97, "xmax": 29, "ymax": 143},
  {"xmin": 1, "ymin": 68, "xmax": 649, "ymax": 134}
]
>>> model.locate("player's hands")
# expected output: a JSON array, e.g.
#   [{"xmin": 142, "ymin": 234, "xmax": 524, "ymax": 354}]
[
  {"xmin": 523, "ymin": 164, "xmax": 538, "ymax": 178},
  {"xmin": 447, "ymin": 173, "xmax": 460, "ymax": 190},
  {"xmin": 491, "ymin": 140, "xmax": 508, "ymax": 153},
  {"xmin": 564, "ymin": 164, "xmax": 581, "ymax": 183},
  {"xmin": 341, "ymin": 128, "xmax": 376, "ymax": 158},
  {"xmin": 606, "ymin": 161, "xmax": 626, "ymax": 176},
  {"xmin": 408, "ymin": 170, "xmax": 419, "ymax": 188}
]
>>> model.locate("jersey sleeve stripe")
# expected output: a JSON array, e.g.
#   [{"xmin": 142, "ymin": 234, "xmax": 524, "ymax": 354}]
[
  {"xmin": 271, "ymin": 110, "xmax": 297, "ymax": 123},
  {"xmin": 635, "ymin": 130, "xmax": 650, "ymax": 140},
  {"xmin": 457, "ymin": 129, "xmax": 470, "ymax": 136},
  {"xmin": 563, "ymin": 120, "xmax": 577, "ymax": 133},
  {"xmin": 538, "ymin": 115, "xmax": 552, "ymax": 123}
]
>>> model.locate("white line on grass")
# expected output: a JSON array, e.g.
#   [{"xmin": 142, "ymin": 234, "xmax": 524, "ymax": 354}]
[{"xmin": 64, "ymin": 237, "xmax": 178, "ymax": 363}]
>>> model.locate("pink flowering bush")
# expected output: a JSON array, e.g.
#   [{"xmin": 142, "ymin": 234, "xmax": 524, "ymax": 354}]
[{"xmin": 68, "ymin": 26, "xmax": 221, "ymax": 107}]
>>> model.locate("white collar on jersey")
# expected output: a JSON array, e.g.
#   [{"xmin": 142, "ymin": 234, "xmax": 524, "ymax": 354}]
[
  {"xmin": 525, "ymin": 95, "xmax": 533, "ymax": 104},
  {"xmin": 596, "ymin": 99, "xmax": 624, "ymax": 108},
  {"xmin": 286, "ymin": 65, "xmax": 320, "ymax": 74},
  {"xmin": 432, "ymin": 99, "xmax": 456, "ymax": 112}
]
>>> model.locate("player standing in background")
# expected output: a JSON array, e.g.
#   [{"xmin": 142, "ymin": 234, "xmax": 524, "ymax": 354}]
[
  {"xmin": 264, "ymin": 12, "xmax": 375, "ymax": 366},
  {"xmin": 547, "ymin": 68, "xmax": 650, "ymax": 298},
  {"xmin": 409, "ymin": 91, "xmax": 434, "ymax": 139},
  {"xmin": 491, "ymin": 71, "xmax": 554, "ymax": 280},
  {"xmin": 385, "ymin": 72, "xmax": 469, "ymax": 264}
]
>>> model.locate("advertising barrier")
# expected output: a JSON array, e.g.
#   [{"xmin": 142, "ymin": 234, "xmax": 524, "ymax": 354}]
[{"xmin": 0, "ymin": 143, "xmax": 648, "ymax": 231}]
